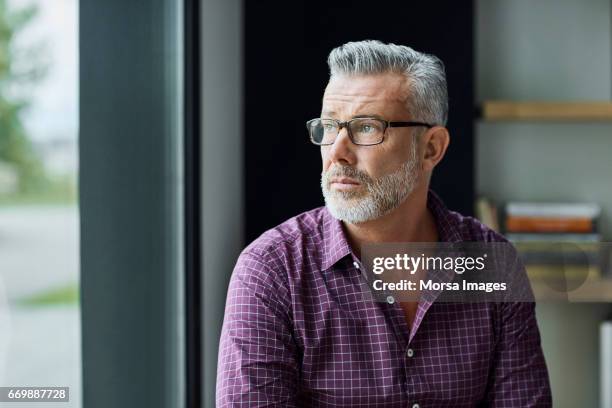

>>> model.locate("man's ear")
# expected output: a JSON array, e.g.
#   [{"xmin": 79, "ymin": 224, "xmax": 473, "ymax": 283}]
[{"xmin": 420, "ymin": 126, "xmax": 450, "ymax": 172}]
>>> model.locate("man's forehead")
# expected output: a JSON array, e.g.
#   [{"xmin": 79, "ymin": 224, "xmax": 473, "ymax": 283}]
[
  {"xmin": 323, "ymin": 73, "xmax": 409, "ymax": 104},
  {"xmin": 322, "ymin": 73, "xmax": 410, "ymax": 117}
]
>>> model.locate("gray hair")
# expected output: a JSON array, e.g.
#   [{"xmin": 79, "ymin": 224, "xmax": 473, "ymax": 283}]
[{"xmin": 327, "ymin": 40, "xmax": 448, "ymax": 126}]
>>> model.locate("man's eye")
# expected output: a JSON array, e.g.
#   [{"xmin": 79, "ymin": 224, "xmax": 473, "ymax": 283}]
[
  {"xmin": 323, "ymin": 124, "xmax": 336, "ymax": 132},
  {"xmin": 360, "ymin": 124, "xmax": 375, "ymax": 133}
]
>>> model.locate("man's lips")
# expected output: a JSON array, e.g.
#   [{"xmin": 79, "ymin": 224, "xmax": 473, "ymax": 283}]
[
  {"xmin": 330, "ymin": 177, "xmax": 362, "ymax": 190},
  {"xmin": 330, "ymin": 177, "xmax": 360, "ymax": 185}
]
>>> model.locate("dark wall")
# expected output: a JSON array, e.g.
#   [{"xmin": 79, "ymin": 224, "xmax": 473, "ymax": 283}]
[{"xmin": 244, "ymin": 1, "xmax": 474, "ymax": 243}]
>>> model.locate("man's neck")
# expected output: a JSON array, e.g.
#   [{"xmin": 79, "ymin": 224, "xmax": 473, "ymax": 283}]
[{"xmin": 343, "ymin": 186, "xmax": 439, "ymax": 258}]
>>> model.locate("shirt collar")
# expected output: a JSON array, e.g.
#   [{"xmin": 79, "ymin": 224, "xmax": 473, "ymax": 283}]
[
  {"xmin": 426, "ymin": 189, "xmax": 463, "ymax": 243},
  {"xmin": 320, "ymin": 189, "xmax": 462, "ymax": 271},
  {"xmin": 320, "ymin": 206, "xmax": 353, "ymax": 271}
]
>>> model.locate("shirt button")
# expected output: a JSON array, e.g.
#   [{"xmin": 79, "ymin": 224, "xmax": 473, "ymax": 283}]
[
  {"xmin": 386, "ymin": 295, "xmax": 395, "ymax": 304},
  {"xmin": 406, "ymin": 348, "xmax": 414, "ymax": 358},
  {"xmin": 412, "ymin": 404, "xmax": 420, "ymax": 408},
  {"xmin": 353, "ymin": 261, "xmax": 360, "ymax": 269}
]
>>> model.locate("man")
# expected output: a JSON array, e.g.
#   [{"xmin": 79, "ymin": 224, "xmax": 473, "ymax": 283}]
[{"xmin": 217, "ymin": 40, "xmax": 551, "ymax": 407}]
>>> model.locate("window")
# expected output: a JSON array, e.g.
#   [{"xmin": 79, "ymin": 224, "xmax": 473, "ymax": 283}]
[{"xmin": 0, "ymin": 0, "xmax": 80, "ymax": 405}]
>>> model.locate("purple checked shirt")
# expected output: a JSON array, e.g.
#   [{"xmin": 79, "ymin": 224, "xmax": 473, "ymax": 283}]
[{"xmin": 216, "ymin": 190, "xmax": 552, "ymax": 407}]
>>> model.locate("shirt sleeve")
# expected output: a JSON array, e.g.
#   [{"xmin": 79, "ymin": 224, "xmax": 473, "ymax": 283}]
[
  {"xmin": 216, "ymin": 249, "xmax": 299, "ymax": 407},
  {"xmin": 482, "ymin": 301, "xmax": 552, "ymax": 407}
]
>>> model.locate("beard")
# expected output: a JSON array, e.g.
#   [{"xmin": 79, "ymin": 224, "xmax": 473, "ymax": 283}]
[{"xmin": 321, "ymin": 145, "xmax": 421, "ymax": 224}]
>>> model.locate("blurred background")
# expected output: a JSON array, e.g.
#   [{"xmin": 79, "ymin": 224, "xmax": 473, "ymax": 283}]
[
  {"xmin": 1, "ymin": 0, "xmax": 611, "ymax": 407},
  {"xmin": 0, "ymin": 0, "xmax": 80, "ymax": 405}
]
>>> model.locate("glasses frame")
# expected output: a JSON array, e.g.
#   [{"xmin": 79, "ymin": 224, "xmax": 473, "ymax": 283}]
[{"xmin": 306, "ymin": 117, "xmax": 434, "ymax": 146}]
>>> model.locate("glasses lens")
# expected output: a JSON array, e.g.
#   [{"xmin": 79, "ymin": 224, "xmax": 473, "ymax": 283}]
[
  {"xmin": 349, "ymin": 118, "xmax": 385, "ymax": 145},
  {"xmin": 308, "ymin": 119, "xmax": 337, "ymax": 145}
]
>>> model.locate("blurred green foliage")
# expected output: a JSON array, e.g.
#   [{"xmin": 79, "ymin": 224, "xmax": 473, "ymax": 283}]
[
  {"xmin": 16, "ymin": 282, "xmax": 79, "ymax": 307},
  {"xmin": 0, "ymin": 0, "xmax": 49, "ymax": 196}
]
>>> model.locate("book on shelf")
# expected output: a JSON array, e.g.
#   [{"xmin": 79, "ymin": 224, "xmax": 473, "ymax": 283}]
[
  {"xmin": 503, "ymin": 201, "xmax": 600, "ymax": 234},
  {"xmin": 518, "ymin": 249, "xmax": 599, "ymax": 266},
  {"xmin": 511, "ymin": 240, "xmax": 601, "ymax": 253},
  {"xmin": 505, "ymin": 216, "xmax": 594, "ymax": 233},
  {"xmin": 506, "ymin": 202, "xmax": 601, "ymax": 219},
  {"xmin": 505, "ymin": 232, "xmax": 601, "ymax": 242},
  {"xmin": 502, "ymin": 201, "xmax": 606, "ymax": 279},
  {"xmin": 527, "ymin": 264, "xmax": 600, "ymax": 280}
]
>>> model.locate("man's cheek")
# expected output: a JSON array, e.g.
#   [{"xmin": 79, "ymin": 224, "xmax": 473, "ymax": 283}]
[{"xmin": 321, "ymin": 147, "xmax": 331, "ymax": 164}]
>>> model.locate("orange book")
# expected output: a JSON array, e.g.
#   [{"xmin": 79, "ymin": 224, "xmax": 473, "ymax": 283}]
[{"xmin": 506, "ymin": 216, "xmax": 593, "ymax": 233}]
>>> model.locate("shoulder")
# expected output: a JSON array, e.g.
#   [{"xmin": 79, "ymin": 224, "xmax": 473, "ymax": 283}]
[
  {"xmin": 243, "ymin": 206, "xmax": 326, "ymax": 256},
  {"xmin": 230, "ymin": 207, "xmax": 327, "ymax": 307},
  {"xmin": 236, "ymin": 206, "xmax": 327, "ymax": 276}
]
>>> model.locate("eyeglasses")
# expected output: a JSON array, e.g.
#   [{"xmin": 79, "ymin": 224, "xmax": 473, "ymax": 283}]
[{"xmin": 306, "ymin": 117, "xmax": 434, "ymax": 146}]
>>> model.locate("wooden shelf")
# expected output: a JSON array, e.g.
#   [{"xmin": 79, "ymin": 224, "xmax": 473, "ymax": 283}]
[{"xmin": 481, "ymin": 101, "xmax": 612, "ymax": 121}]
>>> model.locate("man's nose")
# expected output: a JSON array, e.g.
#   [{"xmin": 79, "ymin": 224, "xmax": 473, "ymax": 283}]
[{"xmin": 326, "ymin": 126, "xmax": 356, "ymax": 165}]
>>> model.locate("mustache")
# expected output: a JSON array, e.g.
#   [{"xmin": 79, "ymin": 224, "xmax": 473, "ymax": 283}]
[{"xmin": 322, "ymin": 164, "xmax": 372, "ymax": 185}]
